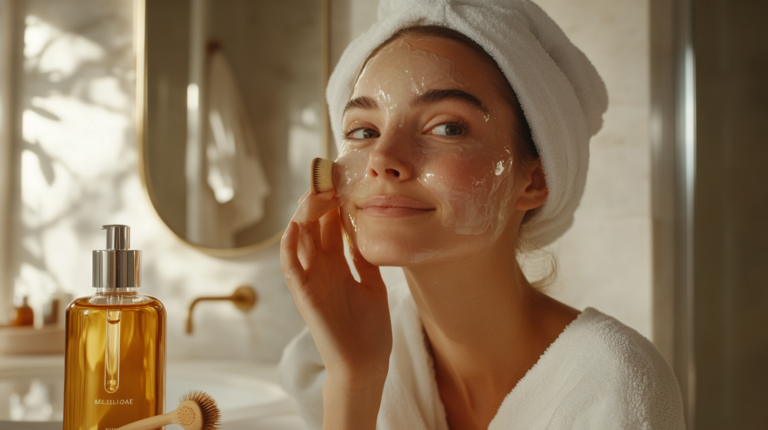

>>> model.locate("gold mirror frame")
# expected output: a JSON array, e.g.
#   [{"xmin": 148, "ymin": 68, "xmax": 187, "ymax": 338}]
[{"xmin": 134, "ymin": 0, "xmax": 331, "ymax": 258}]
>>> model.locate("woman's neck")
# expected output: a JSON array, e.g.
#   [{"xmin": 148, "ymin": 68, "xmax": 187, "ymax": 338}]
[
  {"xmin": 403, "ymin": 242, "xmax": 579, "ymax": 427},
  {"xmin": 404, "ymin": 244, "xmax": 536, "ymax": 387}
]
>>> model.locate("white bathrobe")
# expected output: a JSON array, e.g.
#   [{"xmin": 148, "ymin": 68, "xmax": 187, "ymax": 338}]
[{"xmin": 279, "ymin": 284, "xmax": 686, "ymax": 430}]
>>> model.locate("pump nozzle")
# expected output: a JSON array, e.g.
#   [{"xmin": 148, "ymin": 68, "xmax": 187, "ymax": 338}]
[
  {"xmin": 93, "ymin": 224, "xmax": 141, "ymax": 289},
  {"xmin": 103, "ymin": 225, "xmax": 130, "ymax": 250}
]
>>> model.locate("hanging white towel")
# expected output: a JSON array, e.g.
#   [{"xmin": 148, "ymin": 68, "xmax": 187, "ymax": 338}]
[
  {"xmin": 279, "ymin": 284, "xmax": 686, "ymax": 430},
  {"xmin": 196, "ymin": 49, "xmax": 270, "ymax": 247}
]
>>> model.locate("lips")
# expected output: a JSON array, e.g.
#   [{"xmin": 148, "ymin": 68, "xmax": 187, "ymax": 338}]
[{"xmin": 359, "ymin": 196, "xmax": 434, "ymax": 217}]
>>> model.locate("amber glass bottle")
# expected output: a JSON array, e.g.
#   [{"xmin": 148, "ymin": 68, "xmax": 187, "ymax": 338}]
[
  {"xmin": 64, "ymin": 225, "xmax": 166, "ymax": 430},
  {"xmin": 10, "ymin": 296, "xmax": 34, "ymax": 326}
]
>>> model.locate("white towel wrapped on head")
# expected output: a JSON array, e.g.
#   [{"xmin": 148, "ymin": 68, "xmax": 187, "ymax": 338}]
[{"xmin": 326, "ymin": 0, "xmax": 609, "ymax": 247}]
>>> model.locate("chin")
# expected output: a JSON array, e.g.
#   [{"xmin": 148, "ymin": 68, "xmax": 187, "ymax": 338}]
[
  {"xmin": 353, "ymin": 228, "xmax": 492, "ymax": 267},
  {"xmin": 354, "ymin": 232, "xmax": 425, "ymax": 267},
  {"xmin": 357, "ymin": 245, "xmax": 437, "ymax": 267}
]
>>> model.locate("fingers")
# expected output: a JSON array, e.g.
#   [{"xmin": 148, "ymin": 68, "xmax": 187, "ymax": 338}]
[
  {"xmin": 296, "ymin": 189, "xmax": 311, "ymax": 207},
  {"xmin": 297, "ymin": 223, "xmax": 317, "ymax": 269},
  {"xmin": 280, "ymin": 222, "xmax": 306, "ymax": 286},
  {"xmin": 320, "ymin": 207, "xmax": 344, "ymax": 253},
  {"xmin": 350, "ymin": 246, "xmax": 385, "ymax": 289},
  {"xmin": 293, "ymin": 187, "xmax": 340, "ymax": 260},
  {"xmin": 293, "ymin": 189, "xmax": 338, "ymax": 225},
  {"xmin": 310, "ymin": 218, "xmax": 322, "ymax": 249},
  {"xmin": 283, "ymin": 189, "xmax": 347, "ymax": 294}
]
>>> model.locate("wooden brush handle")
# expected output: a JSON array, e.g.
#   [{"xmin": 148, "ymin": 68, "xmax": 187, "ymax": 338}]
[{"xmin": 116, "ymin": 411, "xmax": 175, "ymax": 430}]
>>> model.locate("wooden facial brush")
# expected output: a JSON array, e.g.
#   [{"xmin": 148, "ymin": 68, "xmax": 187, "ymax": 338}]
[
  {"xmin": 116, "ymin": 390, "xmax": 221, "ymax": 430},
  {"xmin": 311, "ymin": 157, "xmax": 335, "ymax": 194},
  {"xmin": 311, "ymin": 157, "xmax": 352, "ymax": 246}
]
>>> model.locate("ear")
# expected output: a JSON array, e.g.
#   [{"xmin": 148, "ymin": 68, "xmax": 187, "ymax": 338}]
[{"xmin": 515, "ymin": 160, "xmax": 548, "ymax": 211}]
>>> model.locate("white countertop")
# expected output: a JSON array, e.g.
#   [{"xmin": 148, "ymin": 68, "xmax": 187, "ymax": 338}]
[{"xmin": 0, "ymin": 354, "xmax": 306, "ymax": 430}]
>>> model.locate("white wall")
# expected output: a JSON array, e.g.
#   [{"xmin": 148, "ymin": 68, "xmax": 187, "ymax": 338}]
[
  {"xmin": 341, "ymin": 0, "xmax": 653, "ymax": 339},
  {"xmin": 535, "ymin": 0, "xmax": 651, "ymax": 338}
]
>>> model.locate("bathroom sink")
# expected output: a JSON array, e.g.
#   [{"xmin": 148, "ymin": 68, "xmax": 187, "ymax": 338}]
[{"xmin": 0, "ymin": 356, "xmax": 299, "ymax": 430}]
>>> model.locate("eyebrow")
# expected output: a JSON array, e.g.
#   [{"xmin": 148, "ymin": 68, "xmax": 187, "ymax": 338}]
[
  {"xmin": 343, "ymin": 89, "xmax": 488, "ymax": 117},
  {"xmin": 410, "ymin": 89, "xmax": 487, "ymax": 113},
  {"xmin": 343, "ymin": 96, "xmax": 378, "ymax": 116}
]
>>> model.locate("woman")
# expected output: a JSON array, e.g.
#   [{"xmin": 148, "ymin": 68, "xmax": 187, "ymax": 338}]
[{"xmin": 279, "ymin": 1, "xmax": 685, "ymax": 429}]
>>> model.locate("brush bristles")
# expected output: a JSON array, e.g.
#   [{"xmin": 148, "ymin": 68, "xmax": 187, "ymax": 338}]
[
  {"xmin": 311, "ymin": 158, "xmax": 335, "ymax": 194},
  {"xmin": 180, "ymin": 390, "xmax": 221, "ymax": 430}
]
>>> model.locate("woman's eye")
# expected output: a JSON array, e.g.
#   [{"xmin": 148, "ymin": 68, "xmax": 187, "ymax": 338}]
[
  {"xmin": 432, "ymin": 124, "xmax": 464, "ymax": 136},
  {"xmin": 347, "ymin": 128, "xmax": 380, "ymax": 139}
]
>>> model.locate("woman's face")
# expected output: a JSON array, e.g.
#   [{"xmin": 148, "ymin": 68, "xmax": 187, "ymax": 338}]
[{"xmin": 337, "ymin": 35, "xmax": 524, "ymax": 266}]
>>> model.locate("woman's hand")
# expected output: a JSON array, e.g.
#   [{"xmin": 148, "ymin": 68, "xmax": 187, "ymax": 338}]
[{"xmin": 281, "ymin": 189, "xmax": 393, "ymax": 388}]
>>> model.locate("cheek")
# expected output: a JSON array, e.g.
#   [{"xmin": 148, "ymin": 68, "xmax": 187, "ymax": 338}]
[
  {"xmin": 334, "ymin": 150, "xmax": 368, "ymax": 194},
  {"xmin": 333, "ymin": 149, "xmax": 369, "ymax": 239},
  {"xmin": 333, "ymin": 138, "xmax": 517, "ymax": 250},
  {"xmin": 420, "ymin": 145, "xmax": 516, "ymax": 239},
  {"xmin": 334, "ymin": 148, "xmax": 373, "ymax": 217}
]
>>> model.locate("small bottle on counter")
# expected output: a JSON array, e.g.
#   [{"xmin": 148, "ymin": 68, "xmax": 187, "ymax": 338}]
[
  {"xmin": 63, "ymin": 225, "xmax": 166, "ymax": 430},
  {"xmin": 10, "ymin": 296, "xmax": 34, "ymax": 327},
  {"xmin": 43, "ymin": 298, "xmax": 59, "ymax": 325}
]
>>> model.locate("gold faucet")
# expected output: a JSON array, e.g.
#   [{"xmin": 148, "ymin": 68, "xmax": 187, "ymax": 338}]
[{"xmin": 186, "ymin": 285, "xmax": 257, "ymax": 334}]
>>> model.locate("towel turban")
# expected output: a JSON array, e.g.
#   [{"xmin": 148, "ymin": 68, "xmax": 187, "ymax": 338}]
[{"xmin": 326, "ymin": 0, "xmax": 608, "ymax": 247}]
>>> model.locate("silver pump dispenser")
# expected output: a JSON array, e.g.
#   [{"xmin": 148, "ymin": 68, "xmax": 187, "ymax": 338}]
[{"xmin": 92, "ymin": 225, "xmax": 141, "ymax": 289}]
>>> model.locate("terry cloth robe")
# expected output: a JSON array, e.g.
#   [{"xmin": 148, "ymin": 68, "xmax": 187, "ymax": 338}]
[{"xmin": 279, "ymin": 284, "xmax": 686, "ymax": 430}]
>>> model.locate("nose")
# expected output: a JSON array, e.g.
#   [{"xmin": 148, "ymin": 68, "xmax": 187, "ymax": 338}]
[{"xmin": 367, "ymin": 130, "xmax": 413, "ymax": 181}]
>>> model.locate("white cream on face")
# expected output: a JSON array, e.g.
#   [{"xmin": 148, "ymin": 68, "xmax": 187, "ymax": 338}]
[
  {"xmin": 415, "ymin": 143, "xmax": 515, "ymax": 241},
  {"xmin": 352, "ymin": 39, "xmax": 470, "ymax": 125},
  {"xmin": 336, "ymin": 38, "xmax": 518, "ymax": 263}
]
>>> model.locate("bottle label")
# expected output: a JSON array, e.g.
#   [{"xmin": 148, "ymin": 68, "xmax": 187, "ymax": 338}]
[{"xmin": 94, "ymin": 399, "xmax": 134, "ymax": 405}]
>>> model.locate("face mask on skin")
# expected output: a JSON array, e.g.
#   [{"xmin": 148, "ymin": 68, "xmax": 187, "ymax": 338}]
[{"xmin": 335, "ymin": 38, "xmax": 519, "ymax": 265}]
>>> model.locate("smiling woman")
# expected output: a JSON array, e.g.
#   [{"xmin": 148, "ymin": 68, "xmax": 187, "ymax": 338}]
[
  {"xmin": 335, "ymin": 35, "xmax": 529, "ymax": 265},
  {"xmin": 277, "ymin": 1, "xmax": 685, "ymax": 429}
]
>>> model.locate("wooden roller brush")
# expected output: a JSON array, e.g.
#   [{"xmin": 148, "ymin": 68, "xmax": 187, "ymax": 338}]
[{"xmin": 116, "ymin": 390, "xmax": 221, "ymax": 430}]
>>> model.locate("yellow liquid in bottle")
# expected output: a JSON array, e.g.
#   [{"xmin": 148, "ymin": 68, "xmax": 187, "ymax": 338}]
[{"xmin": 63, "ymin": 293, "xmax": 166, "ymax": 430}]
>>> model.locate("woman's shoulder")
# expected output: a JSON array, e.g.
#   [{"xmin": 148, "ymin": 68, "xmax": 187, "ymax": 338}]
[
  {"xmin": 531, "ymin": 307, "xmax": 687, "ymax": 429},
  {"xmin": 494, "ymin": 307, "xmax": 685, "ymax": 429},
  {"xmin": 569, "ymin": 308, "xmax": 675, "ymax": 381},
  {"xmin": 563, "ymin": 308, "xmax": 681, "ymax": 393}
]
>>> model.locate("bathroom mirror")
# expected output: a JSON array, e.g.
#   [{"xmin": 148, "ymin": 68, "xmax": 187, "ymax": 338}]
[{"xmin": 136, "ymin": 0, "xmax": 330, "ymax": 256}]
